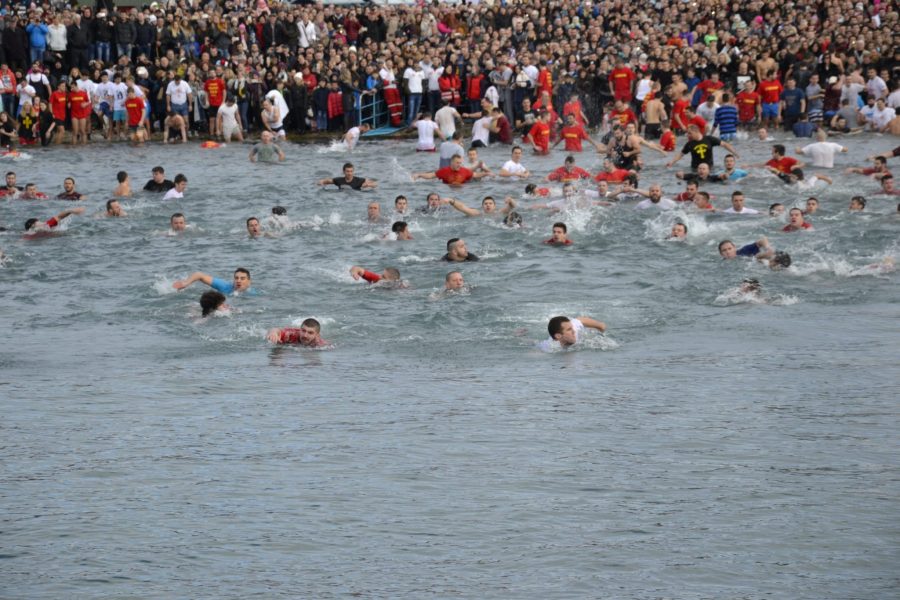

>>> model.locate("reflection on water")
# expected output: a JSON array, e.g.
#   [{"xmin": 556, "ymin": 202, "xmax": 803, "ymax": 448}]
[{"xmin": 0, "ymin": 133, "xmax": 898, "ymax": 598}]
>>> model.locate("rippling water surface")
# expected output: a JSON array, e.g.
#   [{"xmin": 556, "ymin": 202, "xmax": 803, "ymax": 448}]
[{"xmin": 1, "ymin": 132, "xmax": 898, "ymax": 598}]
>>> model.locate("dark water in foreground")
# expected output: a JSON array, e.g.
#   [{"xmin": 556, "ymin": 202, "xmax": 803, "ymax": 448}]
[{"xmin": 1, "ymin": 133, "xmax": 898, "ymax": 598}]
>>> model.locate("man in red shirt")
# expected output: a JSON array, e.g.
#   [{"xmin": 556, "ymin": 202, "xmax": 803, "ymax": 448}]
[
  {"xmin": 349, "ymin": 265, "xmax": 401, "ymax": 284},
  {"xmin": 266, "ymin": 318, "xmax": 329, "ymax": 347},
  {"xmin": 763, "ymin": 144, "xmax": 802, "ymax": 176},
  {"xmin": 735, "ymin": 80, "xmax": 761, "ymax": 128},
  {"xmin": 68, "ymin": 84, "xmax": 91, "ymax": 145},
  {"xmin": 537, "ymin": 62, "xmax": 553, "ymax": 97},
  {"xmin": 546, "ymin": 155, "xmax": 592, "ymax": 182},
  {"xmin": 49, "ymin": 81, "xmax": 68, "ymax": 145},
  {"xmin": 124, "ymin": 88, "xmax": 147, "ymax": 144},
  {"xmin": 595, "ymin": 158, "xmax": 633, "ymax": 183},
  {"xmin": 608, "ymin": 59, "xmax": 636, "ymax": 102},
  {"xmin": 758, "ymin": 71, "xmax": 784, "ymax": 129},
  {"xmin": 525, "ymin": 110, "xmax": 551, "ymax": 155},
  {"xmin": 544, "ymin": 222, "xmax": 573, "ymax": 245},
  {"xmin": 608, "ymin": 100, "xmax": 637, "ymax": 128},
  {"xmin": 413, "ymin": 154, "xmax": 486, "ymax": 187},
  {"xmin": 204, "ymin": 73, "xmax": 226, "ymax": 136},
  {"xmin": 684, "ymin": 107, "xmax": 707, "ymax": 133},
  {"xmin": 783, "ymin": 208, "xmax": 814, "ymax": 232},
  {"xmin": 669, "ymin": 89, "xmax": 691, "ymax": 133},
  {"xmin": 489, "ymin": 107, "xmax": 513, "ymax": 144},
  {"xmin": 553, "ymin": 113, "xmax": 601, "ymax": 153},
  {"xmin": 24, "ymin": 206, "xmax": 85, "ymax": 236},
  {"xmin": 562, "ymin": 92, "xmax": 588, "ymax": 126},
  {"xmin": 695, "ymin": 72, "xmax": 724, "ymax": 104}
]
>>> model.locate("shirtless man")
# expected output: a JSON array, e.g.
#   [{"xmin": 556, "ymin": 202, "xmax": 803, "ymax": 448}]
[
  {"xmin": 113, "ymin": 171, "xmax": 131, "ymax": 197},
  {"xmin": 105, "ymin": 199, "xmax": 126, "ymax": 217}
]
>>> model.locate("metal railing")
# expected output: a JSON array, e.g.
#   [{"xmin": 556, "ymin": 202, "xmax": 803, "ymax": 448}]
[{"xmin": 357, "ymin": 92, "xmax": 389, "ymax": 131}]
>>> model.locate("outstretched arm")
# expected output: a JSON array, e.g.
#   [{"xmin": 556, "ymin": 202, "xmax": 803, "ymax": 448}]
[
  {"xmin": 362, "ymin": 178, "xmax": 378, "ymax": 189},
  {"xmin": 447, "ymin": 198, "xmax": 480, "ymax": 216},
  {"xmin": 576, "ymin": 316, "xmax": 607, "ymax": 332},
  {"xmin": 666, "ymin": 152, "xmax": 686, "ymax": 168},
  {"xmin": 173, "ymin": 272, "xmax": 213, "ymax": 290},
  {"xmin": 412, "ymin": 171, "xmax": 437, "ymax": 181},
  {"xmin": 721, "ymin": 140, "xmax": 739, "ymax": 157},
  {"xmin": 55, "ymin": 206, "xmax": 86, "ymax": 221}
]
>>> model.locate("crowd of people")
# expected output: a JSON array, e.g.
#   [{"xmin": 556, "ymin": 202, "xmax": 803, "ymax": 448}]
[{"xmin": 2, "ymin": 0, "xmax": 899, "ymax": 350}]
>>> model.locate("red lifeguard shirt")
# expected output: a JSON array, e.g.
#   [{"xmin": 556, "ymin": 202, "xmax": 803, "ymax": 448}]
[
  {"xmin": 360, "ymin": 270, "xmax": 381, "ymax": 283},
  {"xmin": 204, "ymin": 77, "xmax": 226, "ymax": 107},
  {"xmin": 434, "ymin": 166, "xmax": 474, "ymax": 185},
  {"xmin": 49, "ymin": 90, "xmax": 67, "ymax": 121},
  {"xmin": 595, "ymin": 168, "xmax": 631, "ymax": 183},
  {"xmin": 527, "ymin": 121, "xmax": 551, "ymax": 153},
  {"xmin": 736, "ymin": 90, "xmax": 760, "ymax": 121},
  {"xmin": 766, "ymin": 156, "xmax": 798, "ymax": 174},
  {"xmin": 125, "ymin": 97, "xmax": 145, "ymax": 127},
  {"xmin": 548, "ymin": 165, "xmax": 591, "ymax": 182},
  {"xmin": 759, "ymin": 79, "xmax": 784, "ymax": 104},
  {"xmin": 559, "ymin": 124, "xmax": 590, "ymax": 152},
  {"xmin": 609, "ymin": 67, "xmax": 636, "ymax": 101},
  {"xmin": 68, "ymin": 89, "xmax": 91, "ymax": 119}
]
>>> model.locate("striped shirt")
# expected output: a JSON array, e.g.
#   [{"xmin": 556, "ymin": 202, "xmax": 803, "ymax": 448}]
[{"xmin": 714, "ymin": 105, "xmax": 739, "ymax": 135}]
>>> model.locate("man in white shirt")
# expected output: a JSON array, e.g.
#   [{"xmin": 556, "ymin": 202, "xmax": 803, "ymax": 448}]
[
  {"xmin": 632, "ymin": 183, "xmax": 677, "ymax": 210},
  {"xmin": 868, "ymin": 99, "xmax": 895, "ymax": 133},
  {"xmin": 795, "ymin": 130, "xmax": 847, "ymax": 168},
  {"xmin": 434, "ymin": 104, "xmax": 461, "ymax": 139},
  {"xmin": 165, "ymin": 71, "xmax": 192, "ymax": 118},
  {"xmin": 471, "ymin": 114, "xmax": 492, "ymax": 148},
  {"xmin": 425, "ymin": 58, "xmax": 444, "ymax": 114},
  {"xmin": 412, "ymin": 112, "xmax": 440, "ymax": 151},
  {"xmin": 538, "ymin": 315, "xmax": 607, "ymax": 353},
  {"xmin": 865, "ymin": 68, "xmax": 888, "ymax": 101},
  {"xmin": 111, "ymin": 73, "xmax": 129, "ymax": 139},
  {"xmin": 499, "ymin": 145, "xmax": 530, "ymax": 178},
  {"xmin": 402, "ymin": 63, "xmax": 425, "ymax": 125},
  {"xmin": 723, "ymin": 191, "xmax": 760, "ymax": 214}
]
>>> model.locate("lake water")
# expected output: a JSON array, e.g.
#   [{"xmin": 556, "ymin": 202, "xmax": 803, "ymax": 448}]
[{"xmin": 1, "ymin": 131, "xmax": 898, "ymax": 598}]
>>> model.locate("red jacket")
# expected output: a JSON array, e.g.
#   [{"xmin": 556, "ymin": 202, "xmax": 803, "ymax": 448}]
[{"xmin": 466, "ymin": 74, "xmax": 484, "ymax": 101}]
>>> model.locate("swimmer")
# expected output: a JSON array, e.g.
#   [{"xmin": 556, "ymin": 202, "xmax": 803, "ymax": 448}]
[
  {"xmin": 367, "ymin": 201, "xmax": 386, "ymax": 224},
  {"xmin": 544, "ymin": 222, "xmax": 573, "ymax": 245},
  {"xmin": 447, "ymin": 195, "xmax": 516, "ymax": 217},
  {"xmin": 416, "ymin": 192, "xmax": 449, "ymax": 215},
  {"xmin": 723, "ymin": 191, "xmax": 759, "ymax": 215},
  {"xmin": 878, "ymin": 175, "xmax": 900, "ymax": 196},
  {"xmin": 631, "ymin": 183, "xmax": 677, "ymax": 210},
  {"xmin": 113, "ymin": 171, "xmax": 131, "ymax": 197},
  {"xmin": 525, "ymin": 183, "xmax": 551, "ymax": 197},
  {"xmin": 782, "ymin": 208, "xmax": 813, "ymax": 231},
  {"xmin": 845, "ymin": 156, "xmax": 892, "ymax": 181},
  {"xmin": 757, "ymin": 127, "xmax": 774, "ymax": 141},
  {"xmin": 784, "ymin": 169, "xmax": 833, "ymax": 190},
  {"xmin": 349, "ymin": 265, "xmax": 401, "ymax": 283},
  {"xmin": 692, "ymin": 191, "xmax": 715, "ymax": 211},
  {"xmin": 769, "ymin": 203, "xmax": 785, "ymax": 216},
  {"xmin": 246, "ymin": 217, "xmax": 262, "ymax": 237},
  {"xmin": 668, "ymin": 222, "xmax": 688, "ymax": 240},
  {"xmin": 546, "ymin": 155, "xmax": 592, "ymax": 182},
  {"xmin": 444, "ymin": 270, "xmax": 466, "ymax": 291},
  {"xmin": 200, "ymin": 290, "xmax": 228, "ymax": 317},
  {"xmin": 718, "ymin": 237, "xmax": 775, "ymax": 261},
  {"xmin": 249, "ymin": 131, "xmax": 286, "ymax": 163},
  {"xmin": 412, "ymin": 154, "xmax": 487, "ymax": 187},
  {"xmin": 319, "ymin": 162, "xmax": 377, "ymax": 190},
  {"xmin": 676, "ymin": 162, "xmax": 729, "ymax": 183},
  {"xmin": 1, "ymin": 171, "xmax": 22, "ymax": 197},
  {"xmin": 57, "ymin": 177, "xmax": 86, "ymax": 201},
  {"xmin": 272, "ymin": 206, "xmax": 287, "ymax": 216},
  {"xmin": 849, "ymin": 196, "xmax": 866, "ymax": 211},
  {"xmin": 722, "ymin": 154, "xmax": 749, "ymax": 181},
  {"xmin": 804, "ymin": 197, "xmax": 820, "ymax": 215},
  {"xmin": 390, "ymin": 221, "xmax": 413, "ymax": 240},
  {"xmin": 740, "ymin": 278, "xmax": 762, "ymax": 295},
  {"xmin": 144, "ymin": 166, "xmax": 175, "ymax": 193},
  {"xmin": 105, "ymin": 199, "xmax": 126, "ymax": 217},
  {"xmin": 539, "ymin": 315, "xmax": 607, "ymax": 352},
  {"xmin": 169, "ymin": 212, "xmax": 187, "ymax": 232},
  {"xmin": 465, "ymin": 146, "xmax": 493, "ymax": 175},
  {"xmin": 393, "ymin": 195, "xmax": 409, "ymax": 216},
  {"xmin": 162, "ymin": 174, "xmax": 188, "ymax": 200},
  {"xmin": 173, "ymin": 268, "xmax": 255, "ymax": 295},
  {"xmin": 442, "ymin": 237, "xmax": 479, "ymax": 262},
  {"xmin": 503, "ymin": 211, "xmax": 524, "ymax": 227},
  {"xmin": 266, "ymin": 318, "xmax": 328, "ymax": 347},
  {"xmin": 19, "ymin": 183, "xmax": 48, "ymax": 200},
  {"xmin": 24, "ymin": 206, "xmax": 86, "ymax": 234},
  {"xmin": 498, "ymin": 145, "xmax": 531, "ymax": 178},
  {"xmin": 342, "ymin": 123, "xmax": 371, "ymax": 151}
]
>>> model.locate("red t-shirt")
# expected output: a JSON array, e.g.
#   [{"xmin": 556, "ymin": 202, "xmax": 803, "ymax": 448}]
[
  {"xmin": 562, "ymin": 100, "xmax": 585, "ymax": 125},
  {"xmin": 68, "ymin": 89, "xmax": 91, "ymax": 119},
  {"xmin": 783, "ymin": 222, "xmax": 813, "ymax": 232},
  {"xmin": 736, "ymin": 91, "xmax": 761, "ymax": 121},
  {"xmin": 361, "ymin": 270, "xmax": 381, "ymax": 283},
  {"xmin": 610, "ymin": 108, "xmax": 637, "ymax": 127},
  {"xmin": 696, "ymin": 79, "xmax": 724, "ymax": 103},
  {"xmin": 527, "ymin": 122, "xmax": 551, "ymax": 153},
  {"xmin": 125, "ymin": 97, "xmax": 145, "ymax": 127},
  {"xmin": 275, "ymin": 328, "xmax": 328, "ymax": 346},
  {"xmin": 548, "ymin": 165, "xmax": 591, "ymax": 182},
  {"xmin": 543, "ymin": 238, "xmax": 573, "ymax": 245},
  {"xmin": 766, "ymin": 156, "xmax": 798, "ymax": 174},
  {"xmin": 660, "ymin": 130, "xmax": 676, "ymax": 151},
  {"xmin": 494, "ymin": 115, "xmax": 512, "ymax": 144},
  {"xmin": 595, "ymin": 168, "xmax": 630, "ymax": 183},
  {"xmin": 537, "ymin": 68, "xmax": 553, "ymax": 96},
  {"xmin": 670, "ymin": 99, "xmax": 690, "ymax": 130},
  {"xmin": 434, "ymin": 166, "xmax": 474, "ymax": 185},
  {"xmin": 609, "ymin": 67, "xmax": 636, "ymax": 101},
  {"xmin": 688, "ymin": 115, "xmax": 707, "ymax": 131},
  {"xmin": 759, "ymin": 79, "xmax": 784, "ymax": 104},
  {"xmin": 560, "ymin": 124, "xmax": 590, "ymax": 152},
  {"xmin": 50, "ymin": 90, "xmax": 67, "ymax": 121},
  {"xmin": 204, "ymin": 78, "xmax": 226, "ymax": 107}
]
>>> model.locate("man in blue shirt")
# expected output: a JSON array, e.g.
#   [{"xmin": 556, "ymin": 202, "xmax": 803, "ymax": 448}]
[
  {"xmin": 780, "ymin": 78, "xmax": 806, "ymax": 131},
  {"xmin": 173, "ymin": 268, "xmax": 255, "ymax": 295}
]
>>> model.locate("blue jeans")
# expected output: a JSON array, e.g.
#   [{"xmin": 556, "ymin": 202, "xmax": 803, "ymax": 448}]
[
  {"xmin": 117, "ymin": 43, "xmax": 133, "ymax": 60},
  {"xmin": 407, "ymin": 93, "xmax": 422, "ymax": 124},
  {"xmin": 1, "ymin": 93, "xmax": 16, "ymax": 117},
  {"xmin": 94, "ymin": 41, "xmax": 110, "ymax": 63},
  {"xmin": 316, "ymin": 109, "xmax": 328, "ymax": 131},
  {"xmin": 171, "ymin": 102, "xmax": 188, "ymax": 118},
  {"xmin": 30, "ymin": 47, "xmax": 45, "ymax": 65},
  {"xmin": 238, "ymin": 100, "xmax": 249, "ymax": 132}
]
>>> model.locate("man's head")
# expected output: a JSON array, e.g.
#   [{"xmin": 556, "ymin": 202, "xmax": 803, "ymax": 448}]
[
  {"xmin": 200, "ymin": 290, "xmax": 227, "ymax": 317},
  {"xmin": 117, "ymin": 170, "xmax": 129, "ymax": 184},
  {"xmin": 296, "ymin": 318, "xmax": 322, "ymax": 345},
  {"xmin": 63, "ymin": 177, "xmax": 76, "ymax": 193},
  {"xmin": 382, "ymin": 267, "xmax": 401, "ymax": 281},
  {"xmin": 449, "ymin": 154, "xmax": 464, "ymax": 170},
  {"xmin": 392, "ymin": 220, "xmax": 412, "ymax": 240},
  {"xmin": 805, "ymin": 197, "xmax": 819, "ymax": 214},
  {"xmin": 394, "ymin": 195, "xmax": 408, "ymax": 212},
  {"xmin": 5, "ymin": 171, "xmax": 16, "ymax": 188},
  {"xmin": 881, "ymin": 175, "xmax": 895, "ymax": 193},
  {"xmin": 260, "ymin": 131, "xmax": 274, "ymax": 143},
  {"xmin": 481, "ymin": 196, "xmax": 496, "ymax": 212},
  {"xmin": 849, "ymin": 195, "xmax": 866, "ymax": 211},
  {"xmin": 687, "ymin": 124, "xmax": 703, "ymax": 140},
  {"xmin": 770, "ymin": 251, "xmax": 792, "ymax": 270},
  {"xmin": 342, "ymin": 162, "xmax": 355, "ymax": 178},
  {"xmin": 788, "ymin": 207, "xmax": 805, "ymax": 227},
  {"xmin": 445, "ymin": 270, "xmax": 465, "ymax": 290},
  {"xmin": 152, "ymin": 166, "xmax": 166, "ymax": 183},
  {"xmin": 718, "ymin": 240, "xmax": 737, "ymax": 259},
  {"xmin": 170, "ymin": 213, "xmax": 186, "ymax": 231},
  {"xmin": 772, "ymin": 144, "xmax": 786, "ymax": 158},
  {"xmin": 548, "ymin": 316, "xmax": 577, "ymax": 346},
  {"xmin": 724, "ymin": 154, "xmax": 736, "ymax": 170},
  {"xmin": 769, "ymin": 202, "xmax": 785, "ymax": 216},
  {"xmin": 446, "ymin": 237, "xmax": 469, "ymax": 261},
  {"xmin": 696, "ymin": 162, "xmax": 711, "ymax": 178},
  {"xmin": 367, "ymin": 201, "xmax": 381, "ymax": 222},
  {"xmin": 173, "ymin": 173, "xmax": 188, "ymax": 191},
  {"xmin": 246, "ymin": 217, "xmax": 261, "ymax": 237},
  {"xmin": 648, "ymin": 183, "xmax": 663, "ymax": 202},
  {"xmin": 874, "ymin": 156, "xmax": 887, "ymax": 170},
  {"xmin": 106, "ymin": 199, "xmax": 123, "ymax": 216},
  {"xmin": 511, "ymin": 145, "xmax": 523, "ymax": 161},
  {"xmin": 730, "ymin": 191, "xmax": 746, "ymax": 212},
  {"xmin": 670, "ymin": 222, "xmax": 688, "ymax": 239},
  {"xmin": 551, "ymin": 222, "xmax": 568, "ymax": 243}
]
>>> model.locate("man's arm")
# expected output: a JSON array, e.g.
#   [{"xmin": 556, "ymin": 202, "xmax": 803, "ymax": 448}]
[
  {"xmin": 274, "ymin": 144, "xmax": 285, "ymax": 161},
  {"xmin": 412, "ymin": 171, "xmax": 438, "ymax": 181},
  {"xmin": 576, "ymin": 316, "xmax": 606, "ymax": 332},
  {"xmin": 720, "ymin": 140, "xmax": 739, "ymax": 157},
  {"xmin": 755, "ymin": 236, "xmax": 774, "ymax": 259},
  {"xmin": 362, "ymin": 178, "xmax": 378, "ymax": 188},
  {"xmin": 666, "ymin": 152, "xmax": 686, "ymax": 168},
  {"xmin": 266, "ymin": 328, "xmax": 285, "ymax": 343},
  {"xmin": 55, "ymin": 206, "xmax": 86, "ymax": 221},
  {"xmin": 501, "ymin": 196, "xmax": 517, "ymax": 215},
  {"xmin": 173, "ymin": 272, "xmax": 213, "ymax": 290},
  {"xmin": 447, "ymin": 197, "xmax": 480, "ymax": 216},
  {"xmin": 249, "ymin": 147, "xmax": 258, "ymax": 162}
]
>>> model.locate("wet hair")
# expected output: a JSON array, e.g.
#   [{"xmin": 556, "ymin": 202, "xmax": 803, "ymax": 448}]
[
  {"xmin": 116, "ymin": 170, "xmax": 128, "ymax": 183},
  {"xmin": 5, "ymin": 171, "xmax": 14, "ymax": 178},
  {"xmin": 718, "ymin": 240, "xmax": 733, "ymax": 252},
  {"xmin": 106, "ymin": 199, "xmax": 118, "ymax": 210},
  {"xmin": 882, "ymin": 174, "xmax": 894, "ymax": 183},
  {"xmin": 272, "ymin": 206, "xmax": 287, "ymax": 215},
  {"xmin": 742, "ymin": 278, "xmax": 761, "ymax": 292},
  {"xmin": 234, "ymin": 267, "xmax": 251, "ymax": 278},
  {"xmin": 696, "ymin": 191, "xmax": 711, "ymax": 202},
  {"xmin": 731, "ymin": 190, "xmax": 744, "ymax": 199},
  {"xmin": 246, "ymin": 217, "xmax": 259, "ymax": 227},
  {"xmin": 446, "ymin": 237, "xmax": 460, "ymax": 251},
  {"xmin": 874, "ymin": 156, "xmax": 887, "ymax": 165},
  {"xmin": 342, "ymin": 162, "xmax": 354, "ymax": 170},
  {"xmin": 674, "ymin": 221, "xmax": 688, "ymax": 234},
  {"xmin": 851, "ymin": 195, "xmax": 866, "ymax": 208},
  {"xmin": 383, "ymin": 267, "xmax": 400, "ymax": 280},
  {"xmin": 547, "ymin": 316, "xmax": 570, "ymax": 338},
  {"xmin": 481, "ymin": 196, "xmax": 494, "ymax": 206},
  {"xmin": 173, "ymin": 173, "xmax": 187, "ymax": 184},
  {"xmin": 152, "ymin": 166, "xmax": 165, "ymax": 174},
  {"xmin": 300, "ymin": 317, "xmax": 320, "ymax": 332},
  {"xmin": 394, "ymin": 194, "xmax": 406, "ymax": 205},
  {"xmin": 769, "ymin": 203, "xmax": 784, "ymax": 215},
  {"xmin": 525, "ymin": 183, "xmax": 537, "ymax": 194},
  {"xmin": 170, "ymin": 212, "xmax": 184, "ymax": 223},
  {"xmin": 24, "ymin": 218, "xmax": 38, "ymax": 230},
  {"xmin": 772, "ymin": 144, "xmax": 786, "ymax": 156},
  {"xmin": 552, "ymin": 222, "xmax": 567, "ymax": 233},
  {"xmin": 503, "ymin": 211, "xmax": 523, "ymax": 227},
  {"xmin": 771, "ymin": 251, "xmax": 792, "ymax": 268},
  {"xmin": 391, "ymin": 221, "xmax": 408, "ymax": 233},
  {"xmin": 791, "ymin": 168, "xmax": 804, "ymax": 181},
  {"xmin": 565, "ymin": 155, "xmax": 575, "ymax": 164},
  {"xmin": 445, "ymin": 270, "xmax": 462, "ymax": 282},
  {"xmin": 200, "ymin": 290, "xmax": 226, "ymax": 317}
]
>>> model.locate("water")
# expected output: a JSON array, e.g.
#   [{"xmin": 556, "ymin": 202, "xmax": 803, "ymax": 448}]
[{"xmin": 1, "ymin": 132, "xmax": 898, "ymax": 598}]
